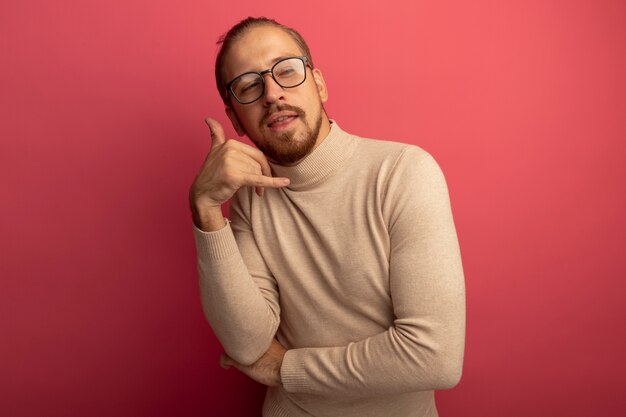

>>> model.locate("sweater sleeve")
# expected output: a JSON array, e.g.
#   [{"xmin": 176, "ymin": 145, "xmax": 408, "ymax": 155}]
[
  {"xmin": 280, "ymin": 148, "xmax": 466, "ymax": 397},
  {"xmin": 194, "ymin": 189, "xmax": 280, "ymax": 365}
]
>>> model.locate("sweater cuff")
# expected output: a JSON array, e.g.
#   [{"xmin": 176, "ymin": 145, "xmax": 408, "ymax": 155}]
[
  {"xmin": 280, "ymin": 348, "xmax": 311, "ymax": 393},
  {"xmin": 192, "ymin": 220, "xmax": 239, "ymax": 260}
]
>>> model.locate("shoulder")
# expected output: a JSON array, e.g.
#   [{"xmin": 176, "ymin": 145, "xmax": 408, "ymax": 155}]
[
  {"xmin": 343, "ymin": 128, "xmax": 447, "ymax": 191},
  {"xmin": 348, "ymin": 132, "xmax": 439, "ymax": 179}
]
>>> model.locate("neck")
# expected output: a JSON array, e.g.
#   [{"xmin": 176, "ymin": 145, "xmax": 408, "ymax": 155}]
[
  {"xmin": 269, "ymin": 119, "xmax": 357, "ymax": 191},
  {"xmin": 314, "ymin": 113, "xmax": 332, "ymax": 149}
]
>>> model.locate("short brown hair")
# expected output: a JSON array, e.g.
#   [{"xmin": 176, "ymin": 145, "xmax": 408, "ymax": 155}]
[{"xmin": 214, "ymin": 17, "xmax": 315, "ymax": 104}]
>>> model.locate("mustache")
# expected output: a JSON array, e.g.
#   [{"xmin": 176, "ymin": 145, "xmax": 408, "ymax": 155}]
[{"xmin": 260, "ymin": 104, "xmax": 306, "ymax": 127}]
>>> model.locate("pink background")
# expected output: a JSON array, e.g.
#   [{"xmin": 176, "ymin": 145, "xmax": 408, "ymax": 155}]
[{"xmin": 1, "ymin": 0, "xmax": 625, "ymax": 416}]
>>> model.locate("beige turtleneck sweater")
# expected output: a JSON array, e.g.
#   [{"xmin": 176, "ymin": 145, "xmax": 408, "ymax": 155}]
[{"xmin": 193, "ymin": 121, "xmax": 465, "ymax": 417}]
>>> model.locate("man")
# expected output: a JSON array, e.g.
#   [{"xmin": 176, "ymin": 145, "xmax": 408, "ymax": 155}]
[{"xmin": 189, "ymin": 16, "xmax": 465, "ymax": 417}]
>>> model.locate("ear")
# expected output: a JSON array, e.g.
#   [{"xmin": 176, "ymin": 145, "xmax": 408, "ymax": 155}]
[
  {"xmin": 225, "ymin": 106, "xmax": 246, "ymax": 136},
  {"xmin": 311, "ymin": 68, "xmax": 329, "ymax": 103}
]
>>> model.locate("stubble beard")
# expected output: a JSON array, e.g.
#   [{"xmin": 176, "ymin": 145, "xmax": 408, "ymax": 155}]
[{"xmin": 253, "ymin": 104, "xmax": 324, "ymax": 165}]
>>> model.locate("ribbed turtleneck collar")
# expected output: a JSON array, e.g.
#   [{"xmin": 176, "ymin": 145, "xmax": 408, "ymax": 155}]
[{"xmin": 269, "ymin": 121, "xmax": 356, "ymax": 191}]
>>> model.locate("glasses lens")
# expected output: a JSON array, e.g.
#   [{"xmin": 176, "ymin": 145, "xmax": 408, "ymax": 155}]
[
  {"xmin": 231, "ymin": 73, "xmax": 264, "ymax": 104},
  {"xmin": 229, "ymin": 57, "xmax": 307, "ymax": 104},
  {"xmin": 273, "ymin": 58, "xmax": 306, "ymax": 88}
]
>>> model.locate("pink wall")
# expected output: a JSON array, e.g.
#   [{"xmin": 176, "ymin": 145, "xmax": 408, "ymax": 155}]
[{"xmin": 1, "ymin": 1, "xmax": 625, "ymax": 416}]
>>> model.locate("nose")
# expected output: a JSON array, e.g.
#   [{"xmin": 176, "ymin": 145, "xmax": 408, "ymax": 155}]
[{"xmin": 261, "ymin": 73, "xmax": 285, "ymax": 106}]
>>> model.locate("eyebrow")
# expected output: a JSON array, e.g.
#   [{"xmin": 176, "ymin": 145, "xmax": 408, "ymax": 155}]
[
  {"xmin": 252, "ymin": 54, "xmax": 300, "ymax": 72},
  {"xmin": 269, "ymin": 55, "xmax": 292, "ymax": 65}
]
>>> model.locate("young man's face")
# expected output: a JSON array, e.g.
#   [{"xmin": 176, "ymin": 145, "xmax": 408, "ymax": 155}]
[{"xmin": 222, "ymin": 25, "xmax": 330, "ymax": 165}]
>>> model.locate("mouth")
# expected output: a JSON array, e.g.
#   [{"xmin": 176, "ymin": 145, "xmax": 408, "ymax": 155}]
[{"xmin": 266, "ymin": 111, "xmax": 299, "ymax": 131}]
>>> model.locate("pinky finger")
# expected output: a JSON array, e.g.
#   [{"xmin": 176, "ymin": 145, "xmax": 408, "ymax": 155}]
[{"xmin": 247, "ymin": 175, "xmax": 290, "ymax": 189}]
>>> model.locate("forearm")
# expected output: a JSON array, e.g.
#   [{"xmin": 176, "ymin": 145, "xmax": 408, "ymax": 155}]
[
  {"xmin": 281, "ymin": 297, "xmax": 465, "ymax": 397},
  {"xmin": 194, "ymin": 222, "xmax": 280, "ymax": 365},
  {"xmin": 189, "ymin": 117, "xmax": 289, "ymax": 364}
]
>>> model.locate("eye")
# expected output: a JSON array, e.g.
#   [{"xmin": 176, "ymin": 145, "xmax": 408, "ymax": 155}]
[
  {"xmin": 240, "ymin": 79, "xmax": 262, "ymax": 93},
  {"xmin": 276, "ymin": 67, "xmax": 295, "ymax": 76},
  {"xmin": 235, "ymin": 77, "xmax": 263, "ymax": 96},
  {"xmin": 275, "ymin": 66, "xmax": 300, "ymax": 82}
]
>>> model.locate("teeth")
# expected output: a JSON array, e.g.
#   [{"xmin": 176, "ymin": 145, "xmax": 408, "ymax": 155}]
[{"xmin": 271, "ymin": 115, "xmax": 292, "ymax": 124}]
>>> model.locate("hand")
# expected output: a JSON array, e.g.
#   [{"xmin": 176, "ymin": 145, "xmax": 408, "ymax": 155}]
[
  {"xmin": 220, "ymin": 339, "xmax": 287, "ymax": 387},
  {"xmin": 189, "ymin": 118, "xmax": 290, "ymax": 230}
]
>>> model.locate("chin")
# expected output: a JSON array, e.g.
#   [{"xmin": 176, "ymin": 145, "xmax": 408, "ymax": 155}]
[
  {"xmin": 250, "ymin": 112, "xmax": 323, "ymax": 165},
  {"xmin": 254, "ymin": 135, "xmax": 315, "ymax": 165}
]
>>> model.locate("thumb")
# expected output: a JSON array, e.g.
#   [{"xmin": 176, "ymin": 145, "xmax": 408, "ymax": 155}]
[{"xmin": 205, "ymin": 117, "xmax": 227, "ymax": 147}]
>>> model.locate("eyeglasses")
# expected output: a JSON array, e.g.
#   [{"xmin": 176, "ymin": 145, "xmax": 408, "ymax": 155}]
[{"xmin": 226, "ymin": 56, "xmax": 309, "ymax": 105}]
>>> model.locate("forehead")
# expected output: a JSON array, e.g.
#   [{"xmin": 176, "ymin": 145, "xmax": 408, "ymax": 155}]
[{"xmin": 223, "ymin": 25, "xmax": 304, "ymax": 79}]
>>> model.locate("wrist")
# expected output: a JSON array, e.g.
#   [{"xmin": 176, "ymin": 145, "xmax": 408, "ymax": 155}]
[
  {"xmin": 190, "ymin": 201, "xmax": 226, "ymax": 232},
  {"xmin": 275, "ymin": 347, "xmax": 286, "ymax": 387}
]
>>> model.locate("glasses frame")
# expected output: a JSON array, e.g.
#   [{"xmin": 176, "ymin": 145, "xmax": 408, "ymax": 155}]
[{"xmin": 225, "ymin": 56, "xmax": 309, "ymax": 105}]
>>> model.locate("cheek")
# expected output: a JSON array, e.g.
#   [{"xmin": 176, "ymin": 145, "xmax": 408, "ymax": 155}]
[
  {"xmin": 236, "ymin": 109, "xmax": 261, "ymax": 130},
  {"xmin": 307, "ymin": 89, "xmax": 325, "ymax": 114}
]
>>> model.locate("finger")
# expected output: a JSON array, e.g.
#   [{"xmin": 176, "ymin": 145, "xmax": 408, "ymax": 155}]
[
  {"xmin": 228, "ymin": 153, "xmax": 263, "ymax": 176},
  {"xmin": 225, "ymin": 145, "xmax": 288, "ymax": 195},
  {"xmin": 237, "ymin": 154, "xmax": 264, "ymax": 197},
  {"xmin": 226, "ymin": 140, "xmax": 274, "ymax": 178},
  {"xmin": 220, "ymin": 156, "xmax": 264, "ymax": 186},
  {"xmin": 205, "ymin": 117, "xmax": 227, "ymax": 147},
  {"xmin": 244, "ymin": 174, "xmax": 290, "ymax": 189}
]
